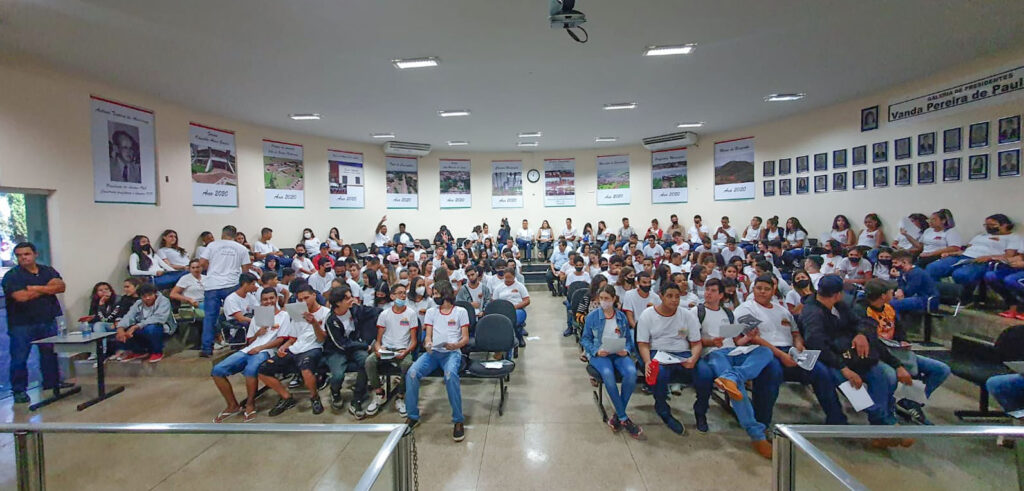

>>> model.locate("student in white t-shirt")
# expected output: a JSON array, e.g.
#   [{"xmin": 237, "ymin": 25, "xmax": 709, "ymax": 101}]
[
  {"xmin": 128, "ymin": 234, "xmax": 177, "ymax": 287},
  {"xmin": 198, "ymin": 226, "xmax": 253, "ymax": 356},
  {"xmin": 221, "ymin": 273, "xmax": 260, "ymax": 343},
  {"xmin": 740, "ymin": 216, "xmax": 764, "ymax": 252},
  {"xmin": 170, "ymin": 259, "xmax": 206, "ymax": 312},
  {"xmin": 492, "ymin": 267, "xmax": 532, "ymax": 344},
  {"xmin": 641, "ymin": 236, "xmax": 665, "ymax": 260},
  {"xmin": 913, "ymin": 211, "xmax": 964, "ymax": 267},
  {"xmin": 308, "ymin": 256, "xmax": 336, "ymax": 293},
  {"xmin": 721, "ymin": 237, "xmax": 746, "ymax": 264},
  {"xmin": 515, "ymin": 219, "xmax": 535, "ymax": 262},
  {"xmin": 289, "ymin": 244, "xmax": 315, "ymax": 279},
  {"xmin": 926, "ymin": 214, "xmax": 1022, "ymax": 300},
  {"xmin": 258, "ymin": 285, "xmax": 330, "ymax": 417},
  {"xmin": 210, "ymin": 288, "xmax": 289, "ymax": 423},
  {"xmin": 563, "ymin": 256, "xmax": 592, "ymax": 290},
  {"xmin": 688, "ymin": 215, "xmax": 710, "ymax": 244},
  {"xmin": 157, "ymin": 229, "xmax": 191, "ymax": 273},
  {"xmin": 835, "ymin": 247, "xmax": 873, "ymax": 287},
  {"xmin": 820, "ymin": 240, "xmax": 843, "ymax": 274},
  {"xmin": 713, "ymin": 216, "xmax": 738, "ymax": 246},
  {"xmin": 621, "ymin": 271, "xmax": 661, "ymax": 328},
  {"xmin": 364, "ymin": 283, "xmax": 419, "ymax": 416},
  {"xmin": 803, "ymin": 256, "xmax": 825, "ymax": 290},
  {"xmin": 404, "ymin": 285, "xmax": 470, "ymax": 442},
  {"xmin": 252, "ymin": 227, "xmax": 291, "ymax": 270}
]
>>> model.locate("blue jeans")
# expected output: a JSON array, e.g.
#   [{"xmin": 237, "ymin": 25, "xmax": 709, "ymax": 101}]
[
  {"xmin": 589, "ymin": 354, "xmax": 637, "ymax": 421},
  {"xmin": 515, "ymin": 238, "xmax": 533, "ymax": 260},
  {"xmin": 881, "ymin": 355, "xmax": 950, "ymax": 399},
  {"xmin": 325, "ymin": 349, "xmax": 370, "ymax": 401},
  {"xmin": 782, "ymin": 248, "xmax": 805, "ymax": 267},
  {"xmin": 405, "ymin": 350, "xmax": 463, "ymax": 423},
  {"xmin": 153, "ymin": 270, "xmax": 187, "ymax": 289},
  {"xmin": 8, "ymin": 321, "xmax": 60, "ymax": 393},
  {"xmin": 128, "ymin": 324, "xmax": 166, "ymax": 355},
  {"xmin": 752, "ymin": 350, "xmax": 848, "ymax": 426},
  {"xmin": 890, "ymin": 296, "xmax": 938, "ymax": 314},
  {"xmin": 986, "ymin": 268, "xmax": 1024, "ymax": 306},
  {"xmin": 701, "ymin": 347, "xmax": 773, "ymax": 441},
  {"xmin": 828, "ymin": 364, "xmax": 896, "ymax": 425},
  {"xmin": 202, "ymin": 286, "xmax": 235, "ymax": 353},
  {"xmin": 211, "ymin": 350, "xmax": 271, "ymax": 378},
  {"xmin": 986, "ymin": 374, "xmax": 1024, "ymax": 411},
  {"xmin": 537, "ymin": 241, "xmax": 552, "ymax": 260},
  {"xmin": 650, "ymin": 350, "xmax": 708, "ymax": 420},
  {"xmin": 926, "ymin": 256, "xmax": 988, "ymax": 289}
]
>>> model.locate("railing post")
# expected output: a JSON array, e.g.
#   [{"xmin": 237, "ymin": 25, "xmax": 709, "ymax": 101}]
[
  {"xmin": 772, "ymin": 427, "xmax": 794, "ymax": 491},
  {"xmin": 14, "ymin": 430, "xmax": 45, "ymax": 491},
  {"xmin": 392, "ymin": 431, "xmax": 412, "ymax": 491}
]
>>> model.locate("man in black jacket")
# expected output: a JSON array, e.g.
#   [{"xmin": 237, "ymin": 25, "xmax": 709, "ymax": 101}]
[
  {"xmin": 323, "ymin": 286, "xmax": 382, "ymax": 418},
  {"xmin": 802, "ymin": 275, "xmax": 914, "ymax": 446}
]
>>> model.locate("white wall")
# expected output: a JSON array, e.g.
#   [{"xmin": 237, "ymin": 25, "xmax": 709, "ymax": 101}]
[{"xmin": 1, "ymin": 47, "xmax": 1022, "ymax": 314}]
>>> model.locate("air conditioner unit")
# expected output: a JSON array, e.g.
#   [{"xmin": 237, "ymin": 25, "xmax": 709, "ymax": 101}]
[
  {"xmin": 383, "ymin": 141, "xmax": 431, "ymax": 157},
  {"xmin": 642, "ymin": 131, "xmax": 698, "ymax": 151}
]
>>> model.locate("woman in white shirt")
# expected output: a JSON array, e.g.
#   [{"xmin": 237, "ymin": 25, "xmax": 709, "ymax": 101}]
[
  {"xmin": 301, "ymin": 228, "xmax": 319, "ymax": 253},
  {"xmin": 129, "ymin": 235, "xmax": 177, "ymax": 289},
  {"xmin": 891, "ymin": 213, "xmax": 929, "ymax": 257},
  {"xmin": 857, "ymin": 213, "xmax": 887, "ymax": 263},
  {"xmin": 829, "ymin": 214, "xmax": 856, "ymax": 247},
  {"xmin": 327, "ymin": 227, "xmax": 343, "ymax": 253},
  {"xmin": 596, "ymin": 221, "xmax": 610, "ymax": 249},
  {"xmin": 157, "ymin": 229, "xmax": 191, "ymax": 272},
  {"xmin": 781, "ymin": 217, "xmax": 809, "ymax": 267},
  {"xmin": 536, "ymin": 220, "xmax": 555, "ymax": 261},
  {"xmin": 170, "ymin": 259, "xmax": 206, "ymax": 315},
  {"xmin": 910, "ymin": 210, "xmax": 962, "ymax": 267},
  {"xmin": 926, "ymin": 213, "xmax": 1021, "ymax": 301}
]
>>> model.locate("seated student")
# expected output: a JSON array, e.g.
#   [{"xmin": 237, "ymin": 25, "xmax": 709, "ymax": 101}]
[
  {"xmin": 804, "ymin": 255, "xmax": 825, "ymax": 290},
  {"xmin": 314, "ymin": 242, "xmax": 334, "ymax": 270},
  {"xmin": 741, "ymin": 274, "xmax": 847, "ymax": 428},
  {"xmin": 580, "ymin": 285, "xmax": 641, "ymax": 437},
  {"xmin": 830, "ymin": 214, "xmax": 857, "ymax": 248},
  {"xmin": 308, "ymin": 255, "xmax": 336, "ymax": 294},
  {"xmin": 128, "ymin": 235, "xmax": 177, "ymax": 289},
  {"xmin": 781, "ymin": 217, "xmax": 809, "ymax": 267},
  {"xmin": 195, "ymin": 231, "xmax": 215, "ymax": 259},
  {"xmin": 785, "ymin": 269, "xmax": 815, "ymax": 316},
  {"xmin": 889, "ymin": 250, "xmax": 939, "ymax": 314},
  {"xmin": 492, "ymin": 266, "xmax": 531, "ymax": 346},
  {"xmin": 210, "ymin": 287, "xmax": 289, "ymax": 423},
  {"xmin": 290, "ymin": 243, "xmax": 315, "ymax": 279},
  {"xmin": 802, "ymin": 275, "xmax": 913, "ymax": 448},
  {"xmin": 374, "ymin": 216, "xmax": 395, "ymax": 256},
  {"xmin": 872, "ymin": 248, "xmax": 896, "ymax": 280},
  {"xmin": 693, "ymin": 278, "xmax": 774, "ymax": 458},
  {"xmin": 637, "ymin": 281, "xmax": 702, "ymax": 436},
  {"xmin": 78, "ymin": 281, "xmax": 118, "ymax": 332},
  {"xmin": 258, "ymin": 285, "xmax": 330, "ymax": 416},
  {"xmin": 987, "ymin": 252, "xmax": 1024, "ymax": 320},
  {"xmin": 107, "ymin": 278, "xmax": 143, "ymax": 357},
  {"xmin": 156, "ymin": 229, "xmax": 192, "ymax": 279},
  {"xmin": 622, "ymin": 271, "xmax": 661, "ymax": 330},
  {"xmin": 408, "ymin": 276, "xmax": 435, "ymax": 325},
  {"xmin": 222, "ymin": 272, "xmax": 260, "ymax": 345},
  {"xmin": 535, "ymin": 220, "xmax": 555, "ymax": 261},
  {"xmin": 170, "ymin": 259, "xmax": 206, "ymax": 317},
  {"xmin": 668, "ymin": 232, "xmax": 691, "ymax": 257},
  {"xmin": 891, "ymin": 213, "xmax": 929, "ymax": 257},
  {"xmin": 665, "ymin": 252, "xmax": 689, "ymax": 275},
  {"xmin": 364, "ymin": 282, "xmax": 419, "ymax": 417},
  {"xmin": 692, "ymin": 237, "xmax": 719, "ymax": 259},
  {"xmin": 564, "ymin": 255, "xmax": 592, "ymax": 290},
  {"xmin": 713, "ymin": 216, "xmax": 739, "ymax": 247},
  {"xmin": 113, "ymin": 283, "xmax": 177, "ymax": 363},
  {"xmin": 912, "ymin": 210, "xmax": 960, "ymax": 267},
  {"xmin": 836, "ymin": 246, "xmax": 873, "ymax": 289},
  {"xmin": 720, "ymin": 278, "xmax": 742, "ymax": 310},
  {"xmin": 688, "ymin": 214, "xmax": 710, "ymax": 245},
  {"xmin": 252, "ymin": 227, "xmax": 292, "ymax": 270},
  {"xmin": 721, "ymin": 237, "xmax": 745, "ymax": 264},
  {"xmin": 456, "ymin": 265, "xmax": 491, "ymax": 317},
  {"xmin": 515, "ymin": 219, "xmax": 535, "ymax": 262},
  {"xmin": 404, "ymin": 284, "xmax": 470, "ymax": 442},
  {"xmin": 544, "ymin": 240, "xmax": 570, "ymax": 296},
  {"xmin": 260, "ymin": 270, "xmax": 289, "ymax": 308},
  {"xmin": 821, "ymin": 240, "xmax": 844, "ymax": 274},
  {"xmin": 857, "ymin": 213, "xmax": 887, "ymax": 259},
  {"xmin": 322, "ymin": 285, "xmax": 381, "ymax": 418},
  {"xmin": 674, "ymin": 273, "xmax": 700, "ymax": 309},
  {"xmin": 859, "ymin": 279, "xmax": 950, "ymax": 425},
  {"xmin": 739, "ymin": 216, "xmax": 764, "ymax": 252},
  {"xmin": 763, "ymin": 216, "xmax": 783, "ymax": 243},
  {"xmin": 641, "ymin": 235, "xmax": 665, "ymax": 261},
  {"xmin": 926, "ymin": 214, "xmax": 1021, "ymax": 303}
]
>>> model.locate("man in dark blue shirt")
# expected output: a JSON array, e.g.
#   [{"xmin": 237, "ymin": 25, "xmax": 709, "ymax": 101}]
[
  {"xmin": 1, "ymin": 242, "xmax": 70, "ymax": 403},
  {"xmin": 890, "ymin": 250, "xmax": 939, "ymax": 314}
]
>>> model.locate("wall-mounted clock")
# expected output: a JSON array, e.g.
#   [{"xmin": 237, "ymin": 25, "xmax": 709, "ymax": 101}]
[{"xmin": 527, "ymin": 169, "xmax": 541, "ymax": 183}]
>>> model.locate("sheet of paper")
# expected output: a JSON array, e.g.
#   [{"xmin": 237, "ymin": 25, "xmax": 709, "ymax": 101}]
[
  {"xmin": 727, "ymin": 345, "xmax": 758, "ymax": 356},
  {"xmin": 839, "ymin": 381, "xmax": 874, "ymax": 412},
  {"xmin": 716, "ymin": 323, "xmax": 746, "ymax": 339},
  {"xmin": 482, "ymin": 361, "xmax": 506, "ymax": 369},
  {"xmin": 378, "ymin": 349, "xmax": 396, "ymax": 360},
  {"xmin": 253, "ymin": 305, "xmax": 275, "ymax": 327},
  {"xmin": 285, "ymin": 302, "xmax": 308, "ymax": 322},
  {"xmin": 653, "ymin": 351, "xmax": 685, "ymax": 365},
  {"xmin": 599, "ymin": 337, "xmax": 627, "ymax": 354},
  {"xmin": 788, "ymin": 348, "xmax": 821, "ymax": 371},
  {"xmin": 894, "ymin": 380, "xmax": 928, "ymax": 405}
]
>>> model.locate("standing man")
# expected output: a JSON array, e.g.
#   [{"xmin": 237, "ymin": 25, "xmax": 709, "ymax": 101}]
[
  {"xmin": 2, "ymin": 242, "xmax": 72, "ymax": 403},
  {"xmin": 199, "ymin": 225, "xmax": 252, "ymax": 357}
]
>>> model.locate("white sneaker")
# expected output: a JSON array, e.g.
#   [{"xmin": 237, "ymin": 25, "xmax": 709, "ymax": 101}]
[
  {"xmin": 395, "ymin": 398, "xmax": 407, "ymax": 416},
  {"xmin": 670, "ymin": 383, "xmax": 684, "ymax": 396},
  {"xmin": 213, "ymin": 340, "xmax": 228, "ymax": 351},
  {"xmin": 365, "ymin": 392, "xmax": 386, "ymax": 415}
]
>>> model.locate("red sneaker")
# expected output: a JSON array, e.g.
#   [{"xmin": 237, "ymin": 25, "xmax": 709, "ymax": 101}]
[
  {"xmin": 120, "ymin": 353, "xmax": 147, "ymax": 362},
  {"xmin": 999, "ymin": 310, "xmax": 1018, "ymax": 319},
  {"xmin": 1016, "ymin": 313, "xmax": 1024, "ymax": 321},
  {"xmin": 148, "ymin": 354, "xmax": 164, "ymax": 363}
]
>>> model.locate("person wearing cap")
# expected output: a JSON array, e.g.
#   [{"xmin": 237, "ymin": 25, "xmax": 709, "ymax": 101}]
[
  {"xmin": 721, "ymin": 237, "xmax": 745, "ymax": 264},
  {"xmin": 314, "ymin": 242, "xmax": 334, "ymax": 266},
  {"xmin": 802, "ymin": 274, "xmax": 914, "ymax": 447},
  {"xmin": 857, "ymin": 278, "xmax": 949, "ymax": 425}
]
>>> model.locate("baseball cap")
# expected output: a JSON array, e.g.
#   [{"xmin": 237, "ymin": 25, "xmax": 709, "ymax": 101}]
[
  {"xmin": 864, "ymin": 278, "xmax": 897, "ymax": 300},
  {"xmin": 319, "ymin": 242, "xmax": 329, "ymax": 250},
  {"xmin": 817, "ymin": 274, "xmax": 844, "ymax": 297},
  {"xmin": 386, "ymin": 251, "xmax": 400, "ymax": 263}
]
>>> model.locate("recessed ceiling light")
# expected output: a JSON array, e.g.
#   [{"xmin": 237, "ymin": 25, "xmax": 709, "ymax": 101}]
[
  {"xmin": 676, "ymin": 122, "xmax": 704, "ymax": 128},
  {"xmin": 447, "ymin": 140, "xmax": 469, "ymax": 146},
  {"xmin": 438, "ymin": 109, "xmax": 471, "ymax": 117},
  {"xmin": 643, "ymin": 44, "xmax": 696, "ymax": 56},
  {"xmin": 288, "ymin": 113, "xmax": 321, "ymax": 120},
  {"xmin": 518, "ymin": 131, "xmax": 543, "ymax": 138},
  {"xmin": 517, "ymin": 141, "xmax": 539, "ymax": 147},
  {"xmin": 371, "ymin": 132, "xmax": 396, "ymax": 139},
  {"xmin": 595, "ymin": 137, "xmax": 618, "ymax": 142},
  {"xmin": 392, "ymin": 57, "xmax": 440, "ymax": 69},
  {"xmin": 764, "ymin": 93, "xmax": 806, "ymax": 102},
  {"xmin": 603, "ymin": 102, "xmax": 637, "ymax": 110}
]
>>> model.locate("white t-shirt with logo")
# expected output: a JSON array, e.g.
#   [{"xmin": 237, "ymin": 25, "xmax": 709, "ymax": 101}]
[
  {"xmin": 223, "ymin": 291, "xmax": 259, "ymax": 321},
  {"xmin": 308, "ymin": 271, "xmax": 336, "ymax": 293},
  {"xmin": 565, "ymin": 271, "xmax": 591, "ymax": 288},
  {"xmin": 734, "ymin": 299, "xmax": 798, "ymax": 347},
  {"xmin": 291, "ymin": 256, "xmax": 314, "ymax": 278},
  {"xmin": 785, "ymin": 230, "xmax": 807, "ymax": 245},
  {"xmin": 636, "ymin": 305, "xmax": 702, "ymax": 353},
  {"xmin": 821, "ymin": 254, "xmax": 842, "ymax": 274},
  {"xmin": 253, "ymin": 241, "xmax": 277, "ymax": 256},
  {"xmin": 836, "ymin": 258, "xmax": 873, "ymax": 280},
  {"xmin": 963, "ymin": 233, "xmax": 1022, "ymax": 258},
  {"xmin": 642, "ymin": 244, "xmax": 665, "ymax": 258},
  {"xmin": 424, "ymin": 306, "xmax": 470, "ymax": 352},
  {"xmin": 287, "ymin": 305, "xmax": 330, "ymax": 354},
  {"xmin": 622, "ymin": 289, "xmax": 662, "ymax": 315},
  {"xmin": 200, "ymin": 239, "xmax": 252, "ymax": 290},
  {"xmin": 694, "ymin": 305, "xmax": 736, "ymax": 352},
  {"xmin": 244, "ymin": 310, "xmax": 290, "ymax": 354},
  {"xmin": 174, "ymin": 273, "xmax": 206, "ymax": 302},
  {"xmin": 857, "ymin": 229, "xmax": 882, "ymax": 248},
  {"xmin": 377, "ymin": 306, "xmax": 419, "ymax": 350},
  {"xmin": 920, "ymin": 228, "xmax": 962, "ymax": 254},
  {"xmin": 492, "ymin": 281, "xmax": 530, "ymax": 306}
]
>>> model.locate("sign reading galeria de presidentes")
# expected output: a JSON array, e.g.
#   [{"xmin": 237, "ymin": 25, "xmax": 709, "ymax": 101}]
[{"xmin": 888, "ymin": 63, "xmax": 1024, "ymax": 123}]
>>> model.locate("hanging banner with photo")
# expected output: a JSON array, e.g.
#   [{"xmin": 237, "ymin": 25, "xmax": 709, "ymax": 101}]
[
  {"xmin": 651, "ymin": 147, "xmax": 688, "ymax": 203},
  {"xmin": 328, "ymin": 149, "xmax": 364, "ymax": 209},
  {"xmin": 262, "ymin": 139, "xmax": 304, "ymax": 208},
  {"xmin": 713, "ymin": 137, "xmax": 756, "ymax": 201},
  {"xmin": 189, "ymin": 122, "xmax": 237, "ymax": 207},
  {"xmin": 596, "ymin": 154, "xmax": 630, "ymax": 205},
  {"xmin": 385, "ymin": 155, "xmax": 419, "ymax": 209},
  {"xmin": 543, "ymin": 158, "xmax": 576, "ymax": 207},
  {"xmin": 491, "ymin": 160, "xmax": 523, "ymax": 208},
  {"xmin": 439, "ymin": 158, "xmax": 471, "ymax": 209},
  {"xmin": 90, "ymin": 95, "xmax": 157, "ymax": 204}
]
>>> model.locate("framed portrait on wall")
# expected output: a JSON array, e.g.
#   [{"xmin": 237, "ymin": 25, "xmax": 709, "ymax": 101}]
[
  {"xmin": 796, "ymin": 176, "xmax": 809, "ymax": 194},
  {"xmin": 852, "ymin": 169, "xmax": 867, "ymax": 189},
  {"xmin": 942, "ymin": 158, "xmax": 961, "ymax": 182},
  {"xmin": 968, "ymin": 154, "xmax": 989, "ymax": 180},
  {"xmin": 861, "ymin": 105, "xmax": 879, "ymax": 132},
  {"xmin": 872, "ymin": 142, "xmax": 888, "ymax": 163},
  {"xmin": 894, "ymin": 164, "xmax": 911, "ymax": 186},
  {"xmin": 873, "ymin": 167, "xmax": 889, "ymax": 188},
  {"xmin": 998, "ymin": 115, "xmax": 1021, "ymax": 145},
  {"xmin": 969, "ymin": 122, "xmax": 989, "ymax": 148},
  {"xmin": 917, "ymin": 161, "xmax": 935, "ymax": 184},
  {"xmin": 778, "ymin": 158, "xmax": 792, "ymax": 175},
  {"xmin": 763, "ymin": 160, "xmax": 776, "ymax": 177},
  {"xmin": 814, "ymin": 174, "xmax": 827, "ymax": 193},
  {"xmin": 779, "ymin": 178, "xmax": 792, "ymax": 195},
  {"xmin": 894, "ymin": 137, "xmax": 912, "ymax": 160},
  {"xmin": 796, "ymin": 155, "xmax": 809, "ymax": 173},
  {"xmin": 764, "ymin": 179, "xmax": 776, "ymax": 196},
  {"xmin": 833, "ymin": 172, "xmax": 847, "ymax": 191},
  {"xmin": 852, "ymin": 145, "xmax": 867, "ymax": 165},
  {"xmin": 998, "ymin": 148, "xmax": 1020, "ymax": 177},
  {"xmin": 833, "ymin": 149, "xmax": 847, "ymax": 168},
  {"xmin": 943, "ymin": 127, "xmax": 962, "ymax": 153},
  {"xmin": 813, "ymin": 153, "xmax": 828, "ymax": 171},
  {"xmin": 918, "ymin": 132, "xmax": 936, "ymax": 156}
]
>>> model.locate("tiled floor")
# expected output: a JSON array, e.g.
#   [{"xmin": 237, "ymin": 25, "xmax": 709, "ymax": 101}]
[{"xmin": 0, "ymin": 292, "xmax": 1017, "ymax": 490}]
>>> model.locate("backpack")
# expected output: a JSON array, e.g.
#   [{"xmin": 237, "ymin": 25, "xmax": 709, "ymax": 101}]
[{"xmin": 697, "ymin": 303, "xmax": 735, "ymax": 324}]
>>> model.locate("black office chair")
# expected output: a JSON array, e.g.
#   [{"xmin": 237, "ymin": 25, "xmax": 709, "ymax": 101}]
[
  {"xmin": 938, "ymin": 325, "xmax": 1024, "ymax": 420},
  {"xmin": 465, "ymin": 314, "xmax": 517, "ymax": 415},
  {"xmin": 484, "ymin": 299, "xmax": 520, "ymax": 357},
  {"xmin": 351, "ymin": 242, "xmax": 369, "ymax": 259}
]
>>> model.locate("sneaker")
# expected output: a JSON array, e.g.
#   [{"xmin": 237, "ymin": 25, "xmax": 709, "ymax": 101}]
[
  {"xmin": 999, "ymin": 309, "xmax": 1019, "ymax": 319},
  {"xmin": 121, "ymin": 352, "xmax": 147, "ymax": 362},
  {"xmin": 147, "ymin": 354, "xmax": 164, "ymax": 363},
  {"xmin": 288, "ymin": 376, "xmax": 302, "ymax": 389},
  {"xmin": 694, "ymin": 414, "xmax": 708, "ymax": 433},
  {"xmin": 521, "ymin": 329, "xmax": 529, "ymax": 336},
  {"xmin": 348, "ymin": 399, "xmax": 366, "ymax": 419},
  {"xmin": 13, "ymin": 392, "xmax": 30, "ymax": 404},
  {"xmin": 561, "ymin": 327, "xmax": 573, "ymax": 337},
  {"xmin": 662, "ymin": 415, "xmax": 685, "ymax": 435},
  {"xmin": 311, "ymin": 396, "xmax": 324, "ymax": 415},
  {"xmin": 395, "ymin": 398, "xmax": 407, "ymax": 416},
  {"xmin": 621, "ymin": 419, "xmax": 645, "ymax": 440},
  {"xmin": 896, "ymin": 399, "xmax": 932, "ymax": 425},
  {"xmin": 752, "ymin": 440, "xmax": 773, "ymax": 459},
  {"xmin": 404, "ymin": 417, "xmax": 420, "ymax": 429},
  {"xmin": 268, "ymin": 397, "xmax": 297, "ymax": 416},
  {"xmin": 330, "ymin": 392, "xmax": 345, "ymax": 410},
  {"xmin": 366, "ymin": 392, "xmax": 386, "ymax": 415},
  {"xmin": 453, "ymin": 423, "xmax": 465, "ymax": 442},
  {"xmin": 213, "ymin": 340, "xmax": 228, "ymax": 350},
  {"xmin": 317, "ymin": 373, "xmax": 329, "ymax": 391},
  {"xmin": 607, "ymin": 415, "xmax": 622, "ymax": 432},
  {"xmin": 670, "ymin": 383, "xmax": 684, "ymax": 396},
  {"xmin": 518, "ymin": 337, "xmax": 526, "ymax": 348},
  {"xmin": 198, "ymin": 351, "xmax": 212, "ymax": 358}
]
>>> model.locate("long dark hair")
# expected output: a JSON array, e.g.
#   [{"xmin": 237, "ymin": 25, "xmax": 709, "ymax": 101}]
[
  {"xmin": 90, "ymin": 281, "xmax": 117, "ymax": 309},
  {"xmin": 159, "ymin": 229, "xmax": 186, "ymax": 256},
  {"xmin": 786, "ymin": 217, "xmax": 808, "ymax": 234},
  {"xmin": 832, "ymin": 214, "xmax": 850, "ymax": 231},
  {"xmin": 131, "ymin": 235, "xmax": 153, "ymax": 270}
]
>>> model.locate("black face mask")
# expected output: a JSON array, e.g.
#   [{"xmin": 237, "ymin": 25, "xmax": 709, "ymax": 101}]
[
  {"xmin": 986, "ymin": 226, "xmax": 1000, "ymax": 234},
  {"xmin": 575, "ymin": 266, "xmax": 584, "ymax": 272},
  {"xmin": 793, "ymin": 279, "xmax": 811, "ymax": 289},
  {"xmin": 878, "ymin": 259, "xmax": 892, "ymax": 267},
  {"xmin": 639, "ymin": 284, "xmax": 651, "ymax": 293},
  {"xmin": 296, "ymin": 252, "xmax": 305, "ymax": 257},
  {"xmin": 432, "ymin": 296, "xmax": 443, "ymax": 304},
  {"xmin": 849, "ymin": 257, "xmax": 861, "ymax": 264},
  {"xmin": 625, "ymin": 276, "xmax": 635, "ymax": 283},
  {"xmin": 601, "ymin": 266, "xmax": 609, "ymax": 271}
]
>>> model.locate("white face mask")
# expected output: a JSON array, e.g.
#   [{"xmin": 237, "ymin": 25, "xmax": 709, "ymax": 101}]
[
  {"xmin": 416, "ymin": 286, "xmax": 426, "ymax": 296},
  {"xmin": 599, "ymin": 300, "xmax": 614, "ymax": 310},
  {"xmin": 304, "ymin": 232, "xmax": 312, "ymax": 239},
  {"xmin": 398, "ymin": 278, "xmax": 410, "ymax": 286}
]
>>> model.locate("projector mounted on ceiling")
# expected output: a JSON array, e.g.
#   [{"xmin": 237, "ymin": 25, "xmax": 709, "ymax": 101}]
[
  {"xmin": 549, "ymin": 0, "xmax": 588, "ymax": 43},
  {"xmin": 383, "ymin": 141, "xmax": 431, "ymax": 157},
  {"xmin": 642, "ymin": 131, "xmax": 699, "ymax": 151}
]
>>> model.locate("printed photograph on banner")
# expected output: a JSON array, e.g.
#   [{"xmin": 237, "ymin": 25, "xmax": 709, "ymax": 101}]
[
  {"xmin": 713, "ymin": 137, "xmax": 755, "ymax": 200},
  {"xmin": 543, "ymin": 158, "xmax": 576, "ymax": 207},
  {"xmin": 596, "ymin": 154, "xmax": 630, "ymax": 205},
  {"xmin": 439, "ymin": 159, "xmax": 472, "ymax": 208},
  {"xmin": 651, "ymin": 148, "xmax": 688, "ymax": 203},
  {"xmin": 491, "ymin": 160, "xmax": 523, "ymax": 208},
  {"xmin": 328, "ymin": 149, "xmax": 364, "ymax": 209},
  {"xmin": 90, "ymin": 96, "xmax": 157, "ymax": 204},
  {"xmin": 385, "ymin": 156, "xmax": 418, "ymax": 208},
  {"xmin": 262, "ymin": 139, "xmax": 304, "ymax": 208},
  {"xmin": 189, "ymin": 123, "xmax": 237, "ymax": 207}
]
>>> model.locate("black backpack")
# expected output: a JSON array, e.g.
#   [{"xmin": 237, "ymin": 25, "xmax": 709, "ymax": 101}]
[{"xmin": 696, "ymin": 303, "xmax": 735, "ymax": 324}]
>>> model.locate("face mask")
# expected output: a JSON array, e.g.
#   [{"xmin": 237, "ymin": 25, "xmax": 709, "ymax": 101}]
[
  {"xmin": 357, "ymin": 280, "xmax": 365, "ymax": 287},
  {"xmin": 304, "ymin": 232, "xmax": 312, "ymax": 239},
  {"xmin": 575, "ymin": 266, "xmax": 584, "ymax": 272},
  {"xmin": 986, "ymin": 226, "xmax": 1000, "ymax": 234},
  {"xmin": 394, "ymin": 299, "xmax": 406, "ymax": 308},
  {"xmin": 878, "ymin": 259, "xmax": 892, "ymax": 267},
  {"xmin": 626, "ymin": 276, "xmax": 635, "ymax": 283},
  {"xmin": 432, "ymin": 296, "xmax": 443, "ymax": 304},
  {"xmin": 849, "ymin": 257, "xmax": 861, "ymax": 264},
  {"xmin": 416, "ymin": 286, "xmax": 426, "ymax": 296},
  {"xmin": 601, "ymin": 266, "xmax": 609, "ymax": 271},
  {"xmin": 639, "ymin": 285, "xmax": 651, "ymax": 293},
  {"xmin": 599, "ymin": 300, "xmax": 613, "ymax": 310},
  {"xmin": 794, "ymin": 279, "xmax": 811, "ymax": 289}
]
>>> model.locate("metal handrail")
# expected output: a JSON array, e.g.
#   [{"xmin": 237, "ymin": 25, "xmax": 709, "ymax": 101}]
[{"xmin": 0, "ymin": 422, "xmax": 412, "ymax": 491}]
